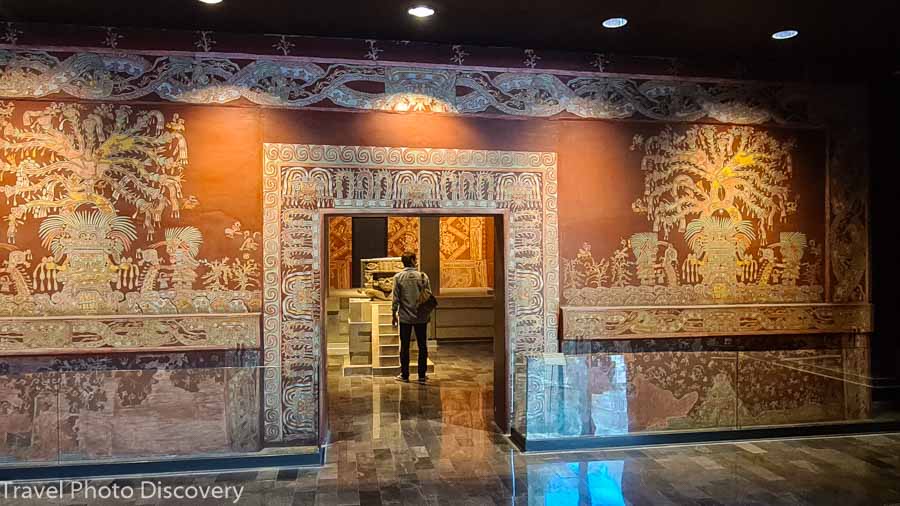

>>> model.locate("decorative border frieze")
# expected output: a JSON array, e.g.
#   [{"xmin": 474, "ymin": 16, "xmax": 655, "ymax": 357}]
[
  {"xmin": 0, "ymin": 313, "xmax": 261, "ymax": 353},
  {"xmin": 263, "ymin": 144, "xmax": 558, "ymax": 443},
  {"xmin": 0, "ymin": 49, "xmax": 810, "ymax": 124},
  {"xmin": 561, "ymin": 304, "xmax": 873, "ymax": 340}
]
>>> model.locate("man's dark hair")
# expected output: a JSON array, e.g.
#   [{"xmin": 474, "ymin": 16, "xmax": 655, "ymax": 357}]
[{"xmin": 401, "ymin": 252, "xmax": 417, "ymax": 268}]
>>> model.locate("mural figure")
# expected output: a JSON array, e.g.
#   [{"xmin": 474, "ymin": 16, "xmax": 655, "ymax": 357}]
[
  {"xmin": 0, "ymin": 102, "xmax": 261, "ymax": 349},
  {"xmin": 34, "ymin": 210, "xmax": 137, "ymax": 313},
  {"xmin": 564, "ymin": 125, "xmax": 823, "ymax": 306},
  {"xmin": 629, "ymin": 232, "xmax": 679, "ymax": 287},
  {"xmin": 0, "ymin": 244, "xmax": 30, "ymax": 295},
  {"xmin": 0, "ymin": 103, "xmax": 188, "ymax": 242}
]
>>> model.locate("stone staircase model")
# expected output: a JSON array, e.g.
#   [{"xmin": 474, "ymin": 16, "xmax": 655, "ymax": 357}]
[
  {"xmin": 370, "ymin": 301, "xmax": 434, "ymax": 377},
  {"xmin": 341, "ymin": 298, "xmax": 434, "ymax": 376}
]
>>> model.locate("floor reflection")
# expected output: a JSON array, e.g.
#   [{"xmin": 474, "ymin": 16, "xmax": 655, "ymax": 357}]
[{"xmin": 527, "ymin": 460, "xmax": 626, "ymax": 506}]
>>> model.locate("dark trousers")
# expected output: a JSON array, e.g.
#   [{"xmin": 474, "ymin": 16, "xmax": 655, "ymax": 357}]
[{"xmin": 398, "ymin": 322, "xmax": 428, "ymax": 379}]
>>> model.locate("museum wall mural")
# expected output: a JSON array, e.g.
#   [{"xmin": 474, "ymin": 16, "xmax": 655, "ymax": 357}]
[
  {"xmin": 387, "ymin": 216, "xmax": 420, "ymax": 258},
  {"xmin": 561, "ymin": 123, "xmax": 826, "ymax": 307},
  {"xmin": 0, "ymin": 31, "xmax": 872, "ymax": 457},
  {"xmin": 0, "ymin": 101, "xmax": 264, "ymax": 354},
  {"xmin": 0, "ymin": 99, "xmax": 266, "ymax": 462},
  {"xmin": 327, "ymin": 216, "xmax": 352, "ymax": 289},
  {"xmin": 440, "ymin": 216, "xmax": 494, "ymax": 289}
]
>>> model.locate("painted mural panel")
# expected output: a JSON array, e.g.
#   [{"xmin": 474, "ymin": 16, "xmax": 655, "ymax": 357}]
[
  {"xmin": 54, "ymin": 367, "xmax": 261, "ymax": 461},
  {"xmin": 522, "ymin": 342, "xmax": 871, "ymax": 438},
  {"xmin": 387, "ymin": 216, "xmax": 420, "ymax": 257},
  {"xmin": 561, "ymin": 123, "xmax": 826, "ymax": 307},
  {"xmin": 0, "ymin": 31, "xmax": 874, "ymax": 463},
  {"xmin": 327, "ymin": 216, "xmax": 352, "ymax": 289},
  {"xmin": 0, "ymin": 49, "xmax": 813, "ymax": 125},
  {"xmin": 346, "ymin": 215, "xmax": 496, "ymax": 289},
  {"xmin": 439, "ymin": 216, "xmax": 494, "ymax": 289},
  {"xmin": 0, "ymin": 350, "xmax": 261, "ymax": 462},
  {"xmin": 0, "ymin": 370, "xmax": 59, "ymax": 462},
  {"xmin": 0, "ymin": 102, "xmax": 262, "ymax": 353}
]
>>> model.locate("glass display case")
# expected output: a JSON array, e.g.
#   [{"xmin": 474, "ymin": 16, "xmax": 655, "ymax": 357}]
[{"xmin": 512, "ymin": 336, "xmax": 900, "ymax": 450}]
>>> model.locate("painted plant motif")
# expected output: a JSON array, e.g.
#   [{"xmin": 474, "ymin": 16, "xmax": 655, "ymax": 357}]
[
  {"xmin": 202, "ymin": 222, "xmax": 261, "ymax": 292},
  {"xmin": 564, "ymin": 125, "xmax": 823, "ymax": 305},
  {"xmin": 0, "ymin": 102, "xmax": 188, "ymax": 242},
  {"xmin": 0, "ymin": 103, "xmax": 262, "ymax": 340}
]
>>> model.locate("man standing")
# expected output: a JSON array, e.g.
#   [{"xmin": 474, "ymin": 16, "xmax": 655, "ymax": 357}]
[{"xmin": 391, "ymin": 252, "xmax": 431, "ymax": 383}]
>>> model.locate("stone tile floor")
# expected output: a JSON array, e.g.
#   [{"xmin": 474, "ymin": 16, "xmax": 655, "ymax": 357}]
[{"xmin": 5, "ymin": 342, "xmax": 900, "ymax": 505}]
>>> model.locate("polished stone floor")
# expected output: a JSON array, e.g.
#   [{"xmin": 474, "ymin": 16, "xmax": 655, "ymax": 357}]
[{"xmin": 7, "ymin": 342, "xmax": 900, "ymax": 505}]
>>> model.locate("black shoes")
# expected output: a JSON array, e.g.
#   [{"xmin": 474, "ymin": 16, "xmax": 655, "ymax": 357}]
[{"xmin": 395, "ymin": 375, "xmax": 428, "ymax": 384}]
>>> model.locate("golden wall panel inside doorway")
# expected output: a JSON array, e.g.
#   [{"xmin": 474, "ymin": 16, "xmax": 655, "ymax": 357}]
[
  {"xmin": 328, "ymin": 216, "xmax": 353, "ymax": 289},
  {"xmin": 440, "ymin": 217, "xmax": 494, "ymax": 289},
  {"xmin": 387, "ymin": 216, "xmax": 420, "ymax": 257},
  {"xmin": 329, "ymin": 216, "xmax": 496, "ymax": 290}
]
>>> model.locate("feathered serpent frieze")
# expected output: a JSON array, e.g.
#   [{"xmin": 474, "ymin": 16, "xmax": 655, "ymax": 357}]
[{"xmin": 0, "ymin": 50, "xmax": 808, "ymax": 124}]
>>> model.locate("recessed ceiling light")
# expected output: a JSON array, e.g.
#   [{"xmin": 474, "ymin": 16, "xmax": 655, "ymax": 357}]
[
  {"xmin": 198, "ymin": 0, "xmax": 223, "ymax": 3},
  {"xmin": 602, "ymin": 17, "xmax": 628, "ymax": 29},
  {"xmin": 408, "ymin": 6, "xmax": 435, "ymax": 18},
  {"xmin": 771, "ymin": 29, "xmax": 799, "ymax": 40}
]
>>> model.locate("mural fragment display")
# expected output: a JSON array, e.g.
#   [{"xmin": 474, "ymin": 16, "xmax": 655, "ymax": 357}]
[
  {"xmin": 0, "ymin": 102, "xmax": 261, "ymax": 352},
  {"xmin": 327, "ymin": 216, "xmax": 352, "ymax": 289},
  {"xmin": 0, "ymin": 351, "xmax": 262, "ymax": 462},
  {"xmin": 440, "ymin": 216, "xmax": 493, "ymax": 289},
  {"xmin": 564, "ymin": 125, "xmax": 824, "ymax": 307},
  {"xmin": 518, "ymin": 344, "xmax": 871, "ymax": 439},
  {"xmin": 387, "ymin": 216, "xmax": 420, "ymax": 257}
]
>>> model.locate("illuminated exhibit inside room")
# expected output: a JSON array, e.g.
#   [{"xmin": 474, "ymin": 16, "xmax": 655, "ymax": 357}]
[
  {"xmin": 324, "ymin": 215, "xmax": 498, "ymax": 377},
  {"xmin": 327, "ymin": 216, "xmax": 495, "ymax": 292}
]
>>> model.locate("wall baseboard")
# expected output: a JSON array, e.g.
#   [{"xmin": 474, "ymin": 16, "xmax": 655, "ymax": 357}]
[
  {"xmin": 509, "ymin": 421, "xmax": 900, "ymax": 453},
  {"xmin": 0, "ymin": 447, "xmax": 323, "ymax": 481}
]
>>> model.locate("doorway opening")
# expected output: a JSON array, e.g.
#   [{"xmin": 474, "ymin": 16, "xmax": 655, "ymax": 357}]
[{"xmin": 321, "ymin": 212, "xmax": 509, "ymax": 446}]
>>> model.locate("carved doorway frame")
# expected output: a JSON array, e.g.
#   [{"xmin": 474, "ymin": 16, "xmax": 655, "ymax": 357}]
[{"xmin": 262, "ymin": 144, "xmax": 559, "ymax": 444}]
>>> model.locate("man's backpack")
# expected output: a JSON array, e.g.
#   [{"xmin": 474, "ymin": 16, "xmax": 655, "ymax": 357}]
[{"xmin": 415, "ymin": 273, "xmax": 438, "ymax": 314}]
